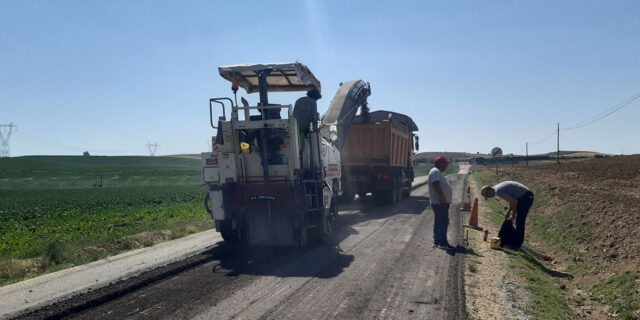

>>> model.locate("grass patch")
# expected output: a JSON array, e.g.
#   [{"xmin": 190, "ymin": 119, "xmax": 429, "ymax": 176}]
[
  {"xmin": 0, "ymin": 258, "xmax": 48, "ymax": 285},
  {"xmin": 467, "ymin": 258, "xmax": 481, "ymax": 273},
  {"xmin": 526, "ymin": 206, "xmax": 598, "ymax": 278},
  {"xmin": 503, "ymin": 248, "xmax": 576, "ymax": 319},
  {"xmin": 591, "ymin": 273, "xmax": 640, "ymax": 319}
]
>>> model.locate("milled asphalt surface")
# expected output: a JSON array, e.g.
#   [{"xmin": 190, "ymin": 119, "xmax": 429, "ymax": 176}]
[{"xmin": 1, "ymin": 175, "xmax": 433, "ymax": 319}]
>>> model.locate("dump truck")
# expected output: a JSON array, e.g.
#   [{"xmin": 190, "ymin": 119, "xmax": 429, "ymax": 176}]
[
  {"xmin": 201, "ymin": 63, "xmax": 370, "ymax": 246},
  {"xmin": 340, "ymin": 111, "xmax": 419, "ymax": 204}
]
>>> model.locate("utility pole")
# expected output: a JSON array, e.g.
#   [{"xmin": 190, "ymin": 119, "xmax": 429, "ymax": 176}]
[
  {"xmin": 146, "ymin": 142, "xmax": 159, "ymax": 156},
  {"xmin": 526, "ymin": 142, "xmax": 528, "ymax": 167},
  {"xmin": 556, "ymin": 122, "xmax": 560, "ymax": 164},
  {"xmin": 0, "ymin": 122, "xmax": 17, "ymax": 157}
]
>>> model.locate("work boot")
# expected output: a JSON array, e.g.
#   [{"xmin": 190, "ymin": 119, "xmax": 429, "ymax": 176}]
[{"xmin": 438, "ymin": 241, "xmax": 453, "ymax": 250}]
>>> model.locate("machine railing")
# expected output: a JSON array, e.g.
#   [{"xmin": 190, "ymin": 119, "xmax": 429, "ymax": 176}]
[
  {"xmin": 231, "ymin": 104, "xmax": 292, "ymax": 121},
  {"xmin": 209, "ymin": 98, "xmax": 232, "ymax": 129}
]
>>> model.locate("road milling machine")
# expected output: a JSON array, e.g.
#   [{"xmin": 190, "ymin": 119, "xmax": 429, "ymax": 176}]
[{"xmin": 201, "ymin": 62, "xmax": 370, "ymax": 246}]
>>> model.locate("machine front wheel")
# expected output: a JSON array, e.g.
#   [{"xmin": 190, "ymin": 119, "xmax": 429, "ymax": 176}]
[
  {"xmin": 309, "ymin": 199, "xmax": 337, "ymax": 243},
  {"xmin": 217, "ymin": 220, "xmax": 240, "ymax": 242}
]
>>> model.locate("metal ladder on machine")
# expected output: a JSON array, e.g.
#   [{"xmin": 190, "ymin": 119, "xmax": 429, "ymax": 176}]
[
  {"xmin": 302, "ymin": 178, "xmax": 321, "ymax": 209},
  {"xmin": 302, "ymin": 175, "xmax": 323, "ymax": 228}
]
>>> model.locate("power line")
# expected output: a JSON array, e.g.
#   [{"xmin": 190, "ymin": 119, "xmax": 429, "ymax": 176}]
[
  {"xmin": 529, "ymin": 130, "xmax": 556, "ymax": 145},
  {"xmin": 562, "ymin": 91, "xmax": 640, "ymax": 131},
  {"xmin": 526, "ymin": 90, "xmax": 639, "ymax": 155}
]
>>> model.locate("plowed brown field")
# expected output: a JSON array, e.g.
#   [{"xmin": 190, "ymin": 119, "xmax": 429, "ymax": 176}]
[
  {"xmin": 488, "ymin": 155, "xmax": 640, "ymax": 318},
  {"xmin": 503, "ymin": 156, "xmax": 640, "ymax": 273}
]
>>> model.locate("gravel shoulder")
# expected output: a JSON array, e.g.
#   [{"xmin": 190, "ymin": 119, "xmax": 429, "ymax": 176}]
[{"xmin": 464, "ymin": 174, "xmax": 531, "ymax": 320}]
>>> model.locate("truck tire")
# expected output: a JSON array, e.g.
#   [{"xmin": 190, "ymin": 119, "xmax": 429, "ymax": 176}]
[
  {"xmin": 297, "ymin": 226, "xmax": 308, "ymax": 246},
  {"xmin": 396, "ymin": 176, "xmax": 405, "ymax": 202},
  {"xmin": 373, "ymin": 187, "xmax": 395, "ymax": 205},
  {"xmin": 339, "ymin": 190, "xmax": 355, "ymax": 203},
  {"xmin": 402, "ymin": 182, "xmax": 411, "ymax": 198},
  {"xmin": 373, "ymin": 190, "xmax": 387, "ymax": 205},
  {"xmin": 309, "ymin": 199, "xmax": 336, "ymax": 243},
  {"xmin": 218, "ymin": 220, "xmax": 240, "ymax": 242}
]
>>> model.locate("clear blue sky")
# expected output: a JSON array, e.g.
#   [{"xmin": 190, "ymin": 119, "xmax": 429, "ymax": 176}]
[{"xmin": 1, "ymin": 0, "xmax": 639, "ymax": 157}]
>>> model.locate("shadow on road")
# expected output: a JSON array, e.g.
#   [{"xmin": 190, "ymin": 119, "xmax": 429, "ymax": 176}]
[
  {"xmin": 197, "ymin": 194, "xmax": 430, "ymax": 280},
  {"xmin": 197, "ymin": 242, "xmax": 353, "ymax": 279},
  {"xmin": 442, "ymin": 245, "xmax": 473, "ymax": 256}
]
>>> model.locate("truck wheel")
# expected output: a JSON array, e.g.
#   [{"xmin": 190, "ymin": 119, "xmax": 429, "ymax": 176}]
[
  {"xmin": 388, "ymin": 180, "xmax": 399, "ymax": 205},
  {"xmin": 373, "ymin": 188, "xmax": 391, "ymax": 205},
  {"xmin": 239, "ymin": 224, "xmax": 250, "ymax": 248},
  {"xmin": 373, "ymin": 190, "xmax": 386, "ymax": 205},
  {"xmin": 309, "ymin": 201, "xmax": 336, "ymax": 243},
  {"xmin": 219, "ymin": 220, "xmax": 239, "ymax": 242},
  {"xmin": 339, "ymin": 191, "xmax": 354, "ymax": 203},
  {"xmin": 322, "ymin": 201, "xmax": 337, "ymax": 239},
  {"xmin": 402, "ymin": 182, "xmax": 411, "ymax": 198},
  {"xmin": 396, "ymin": 180, "xmax": 404, "ymax": 202},
  {"xmin": 297, "ymin": 226, "xmax": 308, "ymax": 246}
]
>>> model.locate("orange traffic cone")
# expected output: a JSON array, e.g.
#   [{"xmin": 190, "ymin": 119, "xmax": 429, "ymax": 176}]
[
  {"xmin": 468, "ymin": 198, "xmax": 479, "ymax": 228},
  {"xmin": 462, "ymin": 186, "xmax": 471, "ymax": 211}
]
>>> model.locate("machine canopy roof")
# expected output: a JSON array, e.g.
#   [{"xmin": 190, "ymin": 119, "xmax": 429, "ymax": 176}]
[{"xmin": 218, "ymin": 62, "xmax": 321, "ymax": 95}]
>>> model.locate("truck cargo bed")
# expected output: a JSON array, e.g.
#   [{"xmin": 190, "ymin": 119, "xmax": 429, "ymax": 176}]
[{"xmin": 342, "ymin": 119, "xmax": 411, "ymax": 167}]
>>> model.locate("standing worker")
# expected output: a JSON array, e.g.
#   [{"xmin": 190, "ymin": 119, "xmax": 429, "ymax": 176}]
[
  {"xmin": 428, "ymin": 156, "xmax": 453, "ymax": 249},
  {"xmin": 481, "ymin": 181, "xmax": 534, "ymax": 248}
]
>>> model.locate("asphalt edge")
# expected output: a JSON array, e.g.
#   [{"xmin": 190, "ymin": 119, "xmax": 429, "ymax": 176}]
[{"xmin": 9, "ymin": 248, "xmax": 223, "ymax": 320}]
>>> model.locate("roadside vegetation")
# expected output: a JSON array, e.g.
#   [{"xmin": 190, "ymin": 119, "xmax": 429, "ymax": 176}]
[
  {"xmin": 0, "ymin": 156, "xmax": 213, "ymax": 286},
  {"xmin": 472, "ymin": 162, "xmax": 640, "ymax": 320}
]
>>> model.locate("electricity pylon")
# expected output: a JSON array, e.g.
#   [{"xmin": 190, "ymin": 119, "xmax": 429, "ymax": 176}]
[
  {"xmin": 146, "ymin": 142, "xmax": 159, "ymax": 156},
  {"xmin": 0, "ymin": 122, "xmax": 17, "ymax": 157}
]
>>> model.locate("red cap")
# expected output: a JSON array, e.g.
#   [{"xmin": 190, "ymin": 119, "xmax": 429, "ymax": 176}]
[{"xmin": 435, "ymin": 156, "xmax": 450, "ymax": 164}]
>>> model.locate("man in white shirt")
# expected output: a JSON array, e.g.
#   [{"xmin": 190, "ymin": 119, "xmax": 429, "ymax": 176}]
[{"xmin": 428, "ymin": 156, "xmax": 453, "ymax": 249}]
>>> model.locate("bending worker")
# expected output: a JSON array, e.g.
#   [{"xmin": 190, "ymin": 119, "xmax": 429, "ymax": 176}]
[{"xmin": 481, "ymin": 181, "xmax": 534, "ymax": 248}]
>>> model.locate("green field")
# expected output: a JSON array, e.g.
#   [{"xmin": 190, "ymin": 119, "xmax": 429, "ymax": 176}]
[{"xmin": 0, "ymin": 156, "xmax": 212, "ymax": 286}]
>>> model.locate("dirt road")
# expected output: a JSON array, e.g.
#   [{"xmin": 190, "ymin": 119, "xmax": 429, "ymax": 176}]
[{"xmin": 37, "ymin": 174, "xmax": 468, "ymax": 320}]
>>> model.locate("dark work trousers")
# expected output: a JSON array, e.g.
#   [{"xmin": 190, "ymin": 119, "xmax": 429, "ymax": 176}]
[
  {"xmin": 431, "ymin": 203, "xmax": 450, "ymax": 245},
  {"xmin": 513, "ymin": 191, "xmax": 534, "ymax": 248}
]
